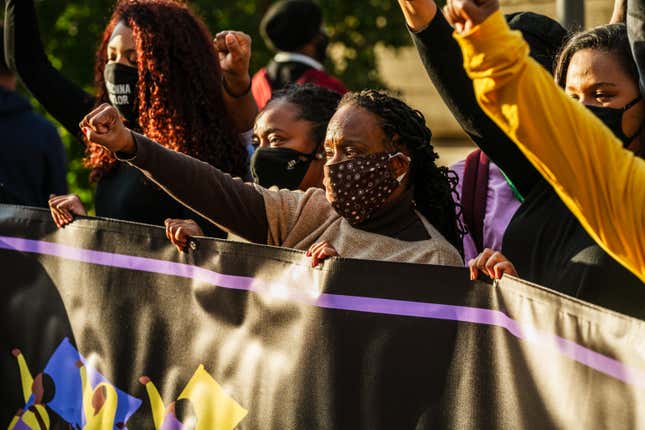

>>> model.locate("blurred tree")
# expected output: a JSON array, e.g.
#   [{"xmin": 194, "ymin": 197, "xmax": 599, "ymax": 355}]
[{"xmin": 5, "ymin": 0, "xmax": 413, "ymax": 212}]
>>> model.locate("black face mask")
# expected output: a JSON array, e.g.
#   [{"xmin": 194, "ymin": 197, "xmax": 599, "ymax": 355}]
[
  {"xmin": 586, "ymin": 95, "xmax": 643, "ymax": 147},
  {"xmin": 250, "ymin": 147, "xmax": 317, "ymax": 190},
  {"xmin": 104, "ymin": 63, "xmax": 139, "ymax": 126}
]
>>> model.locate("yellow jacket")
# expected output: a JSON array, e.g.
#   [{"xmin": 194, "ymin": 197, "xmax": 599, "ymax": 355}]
[{"xmin": 454, "ymin": 10, "xmax": 645, "ymax": 283}]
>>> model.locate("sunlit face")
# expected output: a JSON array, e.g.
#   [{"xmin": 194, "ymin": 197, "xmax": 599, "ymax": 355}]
[
  {"xmin": 565, "ymin": 48, "xmax": 644, "ymax": 146},
  {"xmin": 323, "ymin": 103, "xmax": 402, "ymax": 202},
  {"xmin": 253, "ymin": 100, "xmax": 325, "ymax": 189},
  {"xmin": 323, "ymin": 104, "xmax": 391, "ymax": 164},
  {"xmin": 252, "ymin": 100, "xmax": 318, "ymax": 154},
  {"xmin": 107, "ymin": 21, "xmax": 137, "ymax": 68}
]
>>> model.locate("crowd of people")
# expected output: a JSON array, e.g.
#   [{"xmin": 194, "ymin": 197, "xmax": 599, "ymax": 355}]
[{"xmin": 1, "ymin": 0, "xmax": 644, "ymax": 319}]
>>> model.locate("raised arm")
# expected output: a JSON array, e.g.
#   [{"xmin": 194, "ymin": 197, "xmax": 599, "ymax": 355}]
[
  {"xmin": 215, "ymin": 31, "xmax": 258, "ymax": 133},
  {"xmin": 449, "ymin": 1, "xmax": 645, "ymax": 282},
  {"xmin": 4, "ymin": 0, "xmax": 95, "ymax": 138},
  {"xmin": 397, "ymin": 0, "xmax": 540, "ymax": 197},
  {"xmin": 612, "ymin": 0, "xmax": 627, "ymax": 24},
  {"xmin": 80, "ymin": 104, "xmax": 269, "ymax": 244}
]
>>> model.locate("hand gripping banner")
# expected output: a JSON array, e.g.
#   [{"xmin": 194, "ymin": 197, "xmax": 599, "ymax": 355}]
[{"xmin": 1, "ymin": 204, "xmax": 645, "ymax": 429}]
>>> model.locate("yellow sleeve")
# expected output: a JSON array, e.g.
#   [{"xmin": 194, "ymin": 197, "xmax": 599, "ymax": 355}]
[
  {"xmin": 454, "ymin": 10, "xmax": 645, "ymax": 283},
  {"xmin": 16, "ymin": 353, "xmax": 34, "ymax": 403},
  {"xmin": 80, "ymin": 365, "xmax": 94, "ymax": 422},
  {"xmin": 144, "ymin": 381, "xmax": 166, "ymax": 430}
]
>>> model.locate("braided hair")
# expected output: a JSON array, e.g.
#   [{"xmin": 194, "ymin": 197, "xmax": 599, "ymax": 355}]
[
  {"xmin": 266, "ymin": 84, "xmax": 342, "ymax": 150},
  {"xmin": 338, "ymin": 90, "xmax": 464, "ymax": 253}
]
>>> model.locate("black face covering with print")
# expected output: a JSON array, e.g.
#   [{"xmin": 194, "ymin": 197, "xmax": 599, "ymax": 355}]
[
  {"xmin": 325, "ymin": 152, "xmax": 404, "ymax": 225},
  {"xmin": 104, "ymin": 63, "xmax": 139, "ymax": 126},
  {"xmin": 586, "ymin": 95, "xmax": 643, "ymax": 147},
  {"xmin": 251, "ymin": 146, "xmax": 316, "ymax": 190}
]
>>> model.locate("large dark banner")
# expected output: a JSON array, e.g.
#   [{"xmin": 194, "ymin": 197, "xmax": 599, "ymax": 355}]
[{"xmin": 1, "ymin": 204, "xmax": 645, "ymax": 429}]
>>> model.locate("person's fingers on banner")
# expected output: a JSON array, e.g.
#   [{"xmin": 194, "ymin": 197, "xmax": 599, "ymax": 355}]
[
  {"xmin": 165, "ymin": 219, "xmax": 188, "ymax": 252},
  {"xmin": 48, "ymin": 196, "xmax": 67, "ymax": 228},
  {"xmin": 469, "ymin": 248, "xmax": 496, "ymax": 279},
  {"xmin": 483, "ymin": 251, "xmax": 517, "ymax": 279},
  {"xmin": 469, "ymin": 248, "xmax": 518, "ymax": 280},
  {"xmin": 164, "ymin": 218, "xmax": 203, "ymax": 252},
  {"xmin": 50, "ymin": 208, "xmax": 68, "ymax": 228},
  {"xmin": 468, "ymin": 258, "xmax": 479, "ymax": 280},
  {"xmin": 48, "ymin": 194, "xmax": 86, "ymax": 228},
  {"xmin": 306, "ymin": 241, "xmax": 338, "ymax": 267},
  {"xmin": 164, "ymin": 219, "xmax": 174, "ymax": 242},
  {"xmin": 492, "ymin": 261, "xmax": 518, "ymax": 279}
]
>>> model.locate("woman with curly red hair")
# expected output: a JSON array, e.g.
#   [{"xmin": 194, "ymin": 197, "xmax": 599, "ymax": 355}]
[{"xmin": 4, "ymin": 0, "xmax": 256, "ymax": 235}]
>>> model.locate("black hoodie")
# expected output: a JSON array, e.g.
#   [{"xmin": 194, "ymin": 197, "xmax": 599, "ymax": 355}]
[{"xmin": 0, "ymin": 87, "xmax": 67, "ymax": 207}]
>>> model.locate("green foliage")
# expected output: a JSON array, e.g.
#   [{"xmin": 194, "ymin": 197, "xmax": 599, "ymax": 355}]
[{"xmin": 10, "ymin": 0, "xmax": 413, "ymax": 211}]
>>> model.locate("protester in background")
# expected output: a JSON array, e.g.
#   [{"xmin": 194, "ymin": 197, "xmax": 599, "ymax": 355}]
[
  {"xmin": 399, "ymin": 0, "xmax": 645, "ymax": 318},
  {"xmin": 251, "ymin": 0, "xmax": 347, "ymax": 110},
  {"xmin": 165, "ymin": 84, "xmax": 341, "ymax": 252},
  {"xmin": 80, "ymin": 90, "xmax": 464, "ymax": 266},
  {"xmin": 0, "ymin": 25, "xmax": 66, "ymax": 208},
  {"xmin": 398, "ymin": 1, "xmax": 568, "ymax": 264},
  {"xmin": 4, "ymin": 0, "xmax": 256, "ymax": 233},
  {"xmin": 444, "ymin": 0, "xmax": 645, "ymax": 286}
]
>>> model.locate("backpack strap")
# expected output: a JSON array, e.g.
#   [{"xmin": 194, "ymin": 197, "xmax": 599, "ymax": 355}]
[{"xmin": 461, "ymin": 149, "xmax": 490, "ymax": 253}]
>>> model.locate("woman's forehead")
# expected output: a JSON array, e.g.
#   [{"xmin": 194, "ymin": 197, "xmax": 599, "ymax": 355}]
[
  {"xmin": 109, "ymin": 21, "xmax": 134, "ymax": 46},
  {"xmin": 566, "ymin": 48, "xmax": 631, "ymax": 87},
  {"xmin": 327, "ymin": 104, "xmax": 382, "ymax": 140},
  {"xmin": 255, "ymin": 101, "xmax": 303, "ymax": 131}
]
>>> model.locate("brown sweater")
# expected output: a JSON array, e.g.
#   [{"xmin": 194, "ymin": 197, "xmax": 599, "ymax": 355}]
[{"xmin": 124, "ymin": 133, "xmax": 462, "ymax": 266}]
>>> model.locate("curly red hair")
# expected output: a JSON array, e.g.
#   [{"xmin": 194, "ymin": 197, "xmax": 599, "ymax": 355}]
[{"xmin": 87, "ymin": 0, "xmax": 247, "ymax": 180}]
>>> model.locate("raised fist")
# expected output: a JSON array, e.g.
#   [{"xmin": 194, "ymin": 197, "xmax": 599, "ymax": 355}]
[
  {"xmin": 79, "ymin": 103, "xmax": 135, "ymax": 154},
  {"xmin": 443, "ymin": 0, "xmax": 500, "ymax": 33}
]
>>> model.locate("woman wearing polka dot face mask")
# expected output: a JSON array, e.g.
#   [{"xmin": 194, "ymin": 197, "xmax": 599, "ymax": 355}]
[
  {"xmin": 324, "ymin": 152, "xmax": 410, "ymax": 225},
  {"xmin": 79, "ymin": 90, "xmax": 464, "ymax": 268},
  {"xmin": 308, "ymin": 91, "xmax": 465, "ymax": 265}
]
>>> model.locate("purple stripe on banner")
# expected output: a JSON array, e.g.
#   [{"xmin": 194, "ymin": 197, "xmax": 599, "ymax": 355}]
[{"xmin": 1, "ymin": 235, "xmax": 644, "ymax": 387}]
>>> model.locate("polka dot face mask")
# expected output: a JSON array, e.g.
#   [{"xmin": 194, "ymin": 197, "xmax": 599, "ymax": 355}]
[{"xmin": 324, "ymin": 152, "xmax": 409, "ymax": 225}]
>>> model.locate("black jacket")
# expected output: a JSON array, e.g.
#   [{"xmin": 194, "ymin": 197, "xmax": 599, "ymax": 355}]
[{"xmin": 0, "ymin": 88, "xmax": 67, "ymax": 207}]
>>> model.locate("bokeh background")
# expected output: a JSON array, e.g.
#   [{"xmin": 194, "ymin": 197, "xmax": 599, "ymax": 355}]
[{"xmin": 2, "ymin": 0, "xmax": 616, "ymax": 212}]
